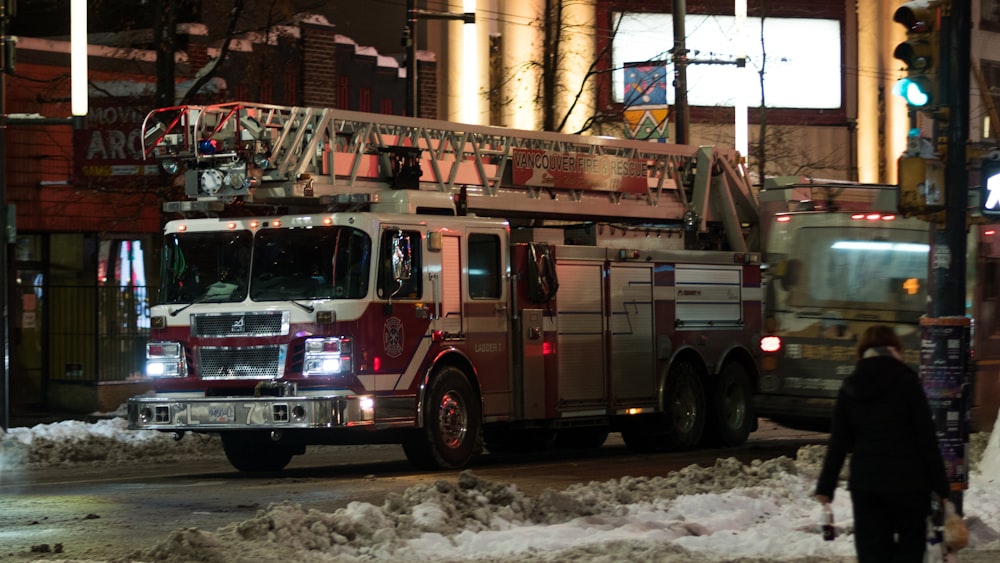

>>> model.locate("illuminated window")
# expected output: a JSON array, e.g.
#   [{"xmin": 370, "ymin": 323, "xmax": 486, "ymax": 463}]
[{"xmin": 611, "ymin": 12, "xmax": 842, "ymax": 109}]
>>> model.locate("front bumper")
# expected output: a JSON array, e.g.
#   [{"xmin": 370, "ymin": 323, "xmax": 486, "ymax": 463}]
[{"xmin": 127, "ymin": 393, "xmax": 375, "ymax": 431}]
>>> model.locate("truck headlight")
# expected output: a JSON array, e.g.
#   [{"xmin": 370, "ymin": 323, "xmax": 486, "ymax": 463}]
[
  {"xmin": 146, "ymin": 341, "xmax": 186, "ymax": 378},
  {"xmin": 303, "ymin": 337, "xmax": 352, "ymax": 376}
]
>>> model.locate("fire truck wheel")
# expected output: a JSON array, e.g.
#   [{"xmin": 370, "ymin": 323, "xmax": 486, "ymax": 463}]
[
  {"xmin": 662, "ymin": 363, "xmax": 707, "ymax": 449},
  {"xmin": 621, "ymin": 363, "xmax": 705, "ymax": 452},
  {"xmin": 402, "ymin": 366, "xmax": 483, "ymax": 469},
  {"xmin": 221, "ymin": 432, "xmax": 295, "ymax": 472},
  {"xmin": 705, "ymin": 362, "xmax": 754, "ymax": 447}
]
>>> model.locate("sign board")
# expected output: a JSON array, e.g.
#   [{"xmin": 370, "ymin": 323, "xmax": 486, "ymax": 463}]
[{"xmin": 510, "ymin": 148, "xmax": 649, "ymax": 193}]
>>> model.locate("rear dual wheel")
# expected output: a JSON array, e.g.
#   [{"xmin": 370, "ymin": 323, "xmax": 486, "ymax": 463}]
[
  {"xmin": 705, "ymin": 362, "xmax": 754, "ymax": 447},
  {"xmin": 621, "ymin": 362, "xmax": 706, "ymax": 452}
]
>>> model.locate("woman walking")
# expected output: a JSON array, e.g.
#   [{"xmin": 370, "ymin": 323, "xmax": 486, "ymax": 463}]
[{"xmin": 815, "ymin": 324, "xmax": 951, "ymax": 562}]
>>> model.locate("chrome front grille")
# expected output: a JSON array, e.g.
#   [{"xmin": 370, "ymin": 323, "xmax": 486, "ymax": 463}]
[
  {"xmin": 191, "ymin": 311, "xmax": 289, "ymax": 337},
  {"xmin": 197, "ymin": 345, "xmax": 286, "ymax": 379}
]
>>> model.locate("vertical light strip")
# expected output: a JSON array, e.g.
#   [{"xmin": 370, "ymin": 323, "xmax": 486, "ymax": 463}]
[
  {"xmin": 504, "ymin": 1, "xmax": 540, "ymax": 130},
  {"xmin": 560, "ymin": 1, "xmax": 595, "ymax": 134},
  {"xmin": 734, "ymin": 0, "xmax": 748, "ymax": 158},
  {"xmin": 70, "ymin": 0, "xmax": 88, "ymax": 116},
  {"xmin": 461, "ymin": 0, "xmax": 478, "ymax": 123}
]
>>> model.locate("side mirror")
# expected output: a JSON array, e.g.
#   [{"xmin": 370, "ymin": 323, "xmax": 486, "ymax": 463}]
[{"xmin": 391, "ymin": 230, "xmax": 412, "ymax": 282}]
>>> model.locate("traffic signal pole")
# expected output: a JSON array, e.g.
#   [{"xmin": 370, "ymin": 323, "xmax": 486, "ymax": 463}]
[
  {"xmin": 942, "ymin": 0, "xmax": 970, "ymax": 513},
  {"xmin": 926, "ymin": 0, "xmax": 971, "ymax": 514},
  {"xmin": 893, "ymin": 0, "xmax": 972, "ymax": 516},
  {"xmin": 932, "ymin": 1, "xmax": 969, "ymax": 316}
]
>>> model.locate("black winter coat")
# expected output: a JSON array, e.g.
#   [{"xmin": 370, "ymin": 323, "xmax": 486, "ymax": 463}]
[{"xmin": 815, "ymin": 354, "xmax": 950, "ymax": 500}]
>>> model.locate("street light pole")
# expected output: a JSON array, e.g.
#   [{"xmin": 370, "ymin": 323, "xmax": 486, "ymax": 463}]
[
  {"xmin": 671, "ymin": 0, "xmax": 689, "ymax": 145},
  {"xmin": 403, "ymin": 1, "xmax": 475, "ymax": 118},
  {"xmin": 405, "ymin": 0, "xmax": 417, "ymax": 117}
]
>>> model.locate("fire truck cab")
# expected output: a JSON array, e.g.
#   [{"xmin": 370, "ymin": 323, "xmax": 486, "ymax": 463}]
[{"xmin": 128, "ymin": 102, "xmax": 762, "ymax": 471}]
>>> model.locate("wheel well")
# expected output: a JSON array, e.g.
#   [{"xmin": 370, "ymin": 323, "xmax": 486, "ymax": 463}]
[
  {"xmin": 717, "ymin": 347, "xmax": 759, "ymax": 394},
  {"xmin": 657, "ymin": 348, "xmax": 708, "ymax": 411},
  {"xmin": 426, "ymin": 349, "xmax": 482, "ymax": 405},
  {"xmin": 658, "ymin": 345, "xmax": 759, "ymax": 405}
]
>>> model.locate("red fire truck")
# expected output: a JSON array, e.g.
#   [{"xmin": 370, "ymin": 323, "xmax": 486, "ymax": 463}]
[{"xmin": 127, "ymin": 102, "xmax": 762, "ymax": 471}]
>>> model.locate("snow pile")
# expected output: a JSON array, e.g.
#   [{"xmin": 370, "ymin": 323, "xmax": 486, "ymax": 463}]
[
  {"xmin": 0, "ymin": 417, "xmax": 224, "ymax": 468},
  {"xmin": 128, "ymin": 458, "xmax": 852, "ymax": 563}
]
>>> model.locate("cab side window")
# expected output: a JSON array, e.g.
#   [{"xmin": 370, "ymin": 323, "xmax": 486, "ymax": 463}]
[
  {"xmin": 469, "ymin": 233, "xmax": 501, "ymax": 299},
  {"xmin": 377, "ymin": 229, "xmax": 422, "ymax": 299}
]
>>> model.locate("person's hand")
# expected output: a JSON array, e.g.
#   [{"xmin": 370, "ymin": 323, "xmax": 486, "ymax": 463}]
[{"xmin": 815, "ymin": 494, "xmax": 832, "ymax": 504}]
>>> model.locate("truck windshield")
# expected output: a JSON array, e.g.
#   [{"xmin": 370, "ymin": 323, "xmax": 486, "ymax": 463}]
[
  {"xmin": 250, "ymin": 226, "xmax": 371, "ymax": 301},
  {"xmin": 773, "ymin": 226, "xmax": 929, "ymax": 315},
  {"xmin": 160, "ymin": 226, "xmax": 372, "ymax": 304},
  {"xmin": 160, "ymin": 231, "xmax": 253, "ymax": 304}
]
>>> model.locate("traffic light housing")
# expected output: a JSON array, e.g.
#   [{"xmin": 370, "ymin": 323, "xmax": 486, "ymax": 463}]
[
  {"xmin": 892, "ymin": 1, "xmax": 941, "ymax": 110},
  {"xmin": 980, "ymin": 154, "xmax": 1000, "ymax": 218},
  {"xmin": 898, "ymin": 155, "xmax": 945, "ymax": 219}
]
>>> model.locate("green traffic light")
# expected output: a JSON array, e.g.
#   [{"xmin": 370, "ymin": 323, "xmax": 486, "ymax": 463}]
[{"xmin": 894, "ymin": 77, "xmax": 931, "ymax": 108}]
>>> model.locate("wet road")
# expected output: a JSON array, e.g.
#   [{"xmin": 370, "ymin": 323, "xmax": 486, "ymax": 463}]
[{"xmin": 1, "ymin": 422, "xmax": 828, "ymax": 562}]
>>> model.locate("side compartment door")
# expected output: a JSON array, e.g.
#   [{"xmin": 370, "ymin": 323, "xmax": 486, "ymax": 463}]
[
  {"xmin": 556, "ymin": 261, "xmax": 606, "ymax": 406},
  {"xmin": 609, "ymin": 263, "xmax": 655, "ymax": 401}
]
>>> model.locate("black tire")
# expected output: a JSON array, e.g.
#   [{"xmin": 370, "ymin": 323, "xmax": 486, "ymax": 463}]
[
  {"xmin": 622, "ymin": 362, "xmax": 706, "ymax": 452},
  {"xmin": 706, "ymin": 362, "xmax": 754, "ymax": 447},
  {"xmin": 661, "ymin": 362, "xmax": 706, "ymax": 449},
  {"xmin": 221, "ymin": 432, "xmax": 295, "ymax": 472},
  {"xmin": 402, "ymin": 366, "xmax": 482, "ymax": 469}
]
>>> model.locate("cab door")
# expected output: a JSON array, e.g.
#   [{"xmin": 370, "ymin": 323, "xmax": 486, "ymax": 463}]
[{"xmin": 464, "ymin": 230, "xmax": 510, "ymax": 417}]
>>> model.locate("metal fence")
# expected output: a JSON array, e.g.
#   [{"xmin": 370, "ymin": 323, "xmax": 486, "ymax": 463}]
[{"xmin": 46, "ymin": 285, "xmax": 151, "ymax": 383}]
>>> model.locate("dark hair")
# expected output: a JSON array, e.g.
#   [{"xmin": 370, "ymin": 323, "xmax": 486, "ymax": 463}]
[{"xmin": 856, "ymin": 324, "xmax": 903, "ymax": 359}]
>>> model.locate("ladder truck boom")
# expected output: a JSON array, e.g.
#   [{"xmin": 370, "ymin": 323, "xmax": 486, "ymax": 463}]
[{"xmin": 142, "ymin": 102, "xmax": 758, "ymax": 252}]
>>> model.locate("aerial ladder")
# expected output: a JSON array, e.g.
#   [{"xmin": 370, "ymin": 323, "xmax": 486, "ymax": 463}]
[{"xmin": 142, "ymin": 102, "xmax": 759, "ymax": 252}]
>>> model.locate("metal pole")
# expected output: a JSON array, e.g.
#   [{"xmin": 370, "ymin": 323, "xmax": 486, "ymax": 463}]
[
  {"xmin": 945, "ymin": 0, "xmax": 971, "ymax": 514},
  {"xmin": 405, "ymin": 0, "xmax": 418, "ymax": 117},
  {"xmin": 926, "ymin": 0, "xmax": 970, "ymax": 514},
  {"xmin": 672, "ymin": 0, "xmax": 689, "ymax": 145},
  {"xmin": 0, "ymin": 0, "xmax": 10, "ymax": 432}
]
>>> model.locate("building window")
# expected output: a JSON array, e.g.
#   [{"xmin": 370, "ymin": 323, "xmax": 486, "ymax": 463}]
[
  {"xmin": 610, "ymin": 11, "xmax": 842, "ymax": 110},
  {"xmin": 285, "ymin": 73, "xmax": 298, "ymax": 104},
  {"xmin": 982, "ymin": 59, "xmax": 1000, "ymax": 139},
  {"xmin": 360, "ymin": 87, "xmax": 372, "ymax": 113},
  {"xmin": 337, "ymin": 75, "xmax": 350, "ymax": 110},
  {"xmin": 260, "ymin": 77, "xmax": 273, "ymax": 104},
  {"xmin": 983, "ymin": 0, "xmax": 1000, "ymax": 32}
]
